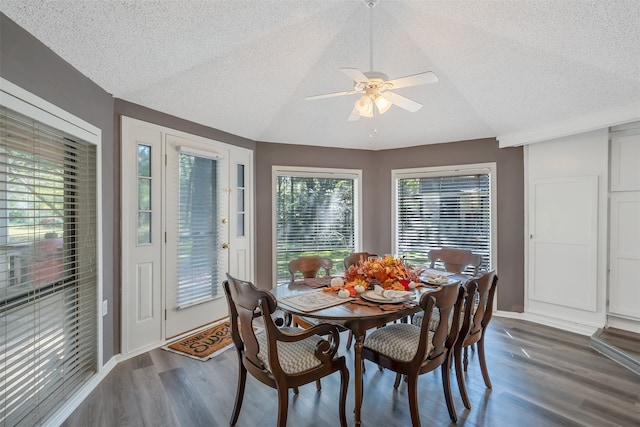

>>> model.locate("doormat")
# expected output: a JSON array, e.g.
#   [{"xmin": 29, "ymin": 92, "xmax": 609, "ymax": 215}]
[{"xmin": 163, "ymin": 320, "xmax": 256, "ymax": 361}]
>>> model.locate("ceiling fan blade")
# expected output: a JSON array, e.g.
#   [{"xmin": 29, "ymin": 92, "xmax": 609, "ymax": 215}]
[
  {"xmin": 341, "ymin": 68, "xmax": 369, "ymax": 83},
  {"xmin": 306, "ymin": 90, "xmax": 358, "ymax": 101},
  {"xmin": 386, "ymin": 71, "xmax": 438, "ymax": 90},
  {"xmin": 347, "ymin": 106, "xmax": 361, "ymax": 121},
  {"xmin": 384, "ymin": 92, "xmax": 423, "ymax": 113}
]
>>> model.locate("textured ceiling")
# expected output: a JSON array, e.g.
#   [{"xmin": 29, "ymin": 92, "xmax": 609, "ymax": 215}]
[{"xmin": 1, "ymin": 0, "xmax": 639, "ymax": 150}]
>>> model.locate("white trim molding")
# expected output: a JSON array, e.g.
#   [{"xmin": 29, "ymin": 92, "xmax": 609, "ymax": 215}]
[{"xmin": 498, "ymin": 101, "xmax": 640, "ymax": 147}]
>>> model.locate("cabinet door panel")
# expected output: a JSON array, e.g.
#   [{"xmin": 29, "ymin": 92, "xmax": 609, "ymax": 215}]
[{"xmin": 609, "ymin": 192, "xmax": 640, "ymax": 319}]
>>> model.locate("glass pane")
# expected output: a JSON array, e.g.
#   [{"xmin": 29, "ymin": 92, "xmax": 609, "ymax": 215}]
[
  {"xmin": 138, "ymin": 178, "xmax": 151, "ymax": 210},
  {"xmin": 237, "ymin": 213, "xmax": 245, "ymax": 237},
  {"xmin": 237, "ymin": 188, "xmax": 244, "ymax": 212},
  {"xmin": 138, "ymin": 145, "xmax": 151, "ymax": 177},
  {"xmin": 177, "ymin": 153, "xmax": 220, "ymax": 306},
  {"xmin": 0, "ymin": 106, "xmax": 98, "ymax": 427},
  {"xmin": 395, "ymin": 173, "xmax": 491, "ymax": 271},
  {"xmin": 275, "ymin": 175, "xmax": 356, "ymax": 281},
  {"xmin": 237, "ymin": 163, "xmax": 244, "ymax": 187},
  {"xmin": 137, "ymin": 212, "xmax": 151, "ymax": 244}
]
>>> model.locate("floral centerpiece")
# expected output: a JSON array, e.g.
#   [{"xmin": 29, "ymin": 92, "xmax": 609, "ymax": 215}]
[{"xmin": 343, "ymin": 255, "xmax": 423, "ymax": 293}]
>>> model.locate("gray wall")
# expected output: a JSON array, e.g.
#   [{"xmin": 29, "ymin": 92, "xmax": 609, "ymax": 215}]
[
  {"xmin": 256, "ymin": 138, "xmax": 525, "ymax": 312},
  {"xmin": 1, "ymin": 13, "xmax": 117, "ymax": 361}
]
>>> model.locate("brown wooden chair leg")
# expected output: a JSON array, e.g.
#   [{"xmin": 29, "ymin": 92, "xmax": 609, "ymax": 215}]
[
  {"xmin": 407, "ymin": 375, "xmax": 422, "ymax": 427},
  {"xmin": 293, "ymin": 387, "xmax": 299, "ymax": 394},
  {"xmin": 441, "ymin": 355, "xmax": 458, "ymax": 422},
  {"xmin": 455, "ymin": 345, "xmax": 471, "ymax": 409},
  {"xmin": 230, "ymin": 359, "xmax": 247, "ymax": 425},
  {"xmin": 477, "ymin": 336, "xmax": 492, "ymax": 389},
  {"xmin": 463, "ymin": 345, "xmax": 470, "ymax": 371},
  {"xmin": 338, "ymin": 366, "xmax": 349, "ymax": 427},
  {"xmin": 346, "ymin": 331, "xmax": 353, "ymax": 350},
  {"xmin": 316, "ymin": 379, "xmax": 322, "ymax": 391},
  {"xmin": 276, "ymin": 386, "xmax": 289, "ymax": 427},
  {"xmin": 393, "ymin": 372, "xmax": 402, "ymax": 389}
]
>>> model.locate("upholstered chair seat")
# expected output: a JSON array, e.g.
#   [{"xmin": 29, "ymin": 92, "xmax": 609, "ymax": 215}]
[
  {"xmin": 256, "ymin": 327, "xmax": 333, "ymax": 374},
  {"xmin": 364, "ymin": 324, "xmax": 434, "ymax": 362}
]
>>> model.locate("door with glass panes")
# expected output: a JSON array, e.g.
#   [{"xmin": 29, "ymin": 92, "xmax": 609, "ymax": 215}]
[{"xmin": 121, "ymin": 117, "xmax": 253, "ymax": 354}]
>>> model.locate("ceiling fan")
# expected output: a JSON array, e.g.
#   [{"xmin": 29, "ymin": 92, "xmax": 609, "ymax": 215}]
[{"xmin": 305, "ymin": 0, "xmax": 438, "ymax": 121}]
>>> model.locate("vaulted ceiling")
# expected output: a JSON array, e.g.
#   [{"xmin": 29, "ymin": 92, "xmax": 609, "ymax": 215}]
[{"xmin": 2, "ymin": 0, "xmax": 639, "ymax": 150}]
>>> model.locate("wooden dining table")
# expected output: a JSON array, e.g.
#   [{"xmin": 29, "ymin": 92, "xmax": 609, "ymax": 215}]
[{"xmin": 270, "ymin": 274, "xmax": 466, "ymax": 426}]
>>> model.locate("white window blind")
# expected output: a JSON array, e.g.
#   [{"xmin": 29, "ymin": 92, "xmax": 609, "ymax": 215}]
[
  {"xmin": 176, "ymin": 153, "xmax": 221, "ymax": 307},
  {"xmin": 395, "ymin": 169, "xmax": 491, "ymax": 272},
  {"xmin": 0, "ymin": 106, "xmax": 98, "ymax": 426},
  {"xmin": 275, "ymin": 170, "xmax": 359, "ymax": 281}
]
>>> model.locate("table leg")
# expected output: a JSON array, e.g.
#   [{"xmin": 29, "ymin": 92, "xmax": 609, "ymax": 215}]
[{"xmin": 354, "ymin": 332, "xmax": 365, "ymax": 426}]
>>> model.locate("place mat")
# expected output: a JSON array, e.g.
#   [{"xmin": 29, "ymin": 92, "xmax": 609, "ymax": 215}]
[
  {"xmin": 290, "ymin": 277, "xmax": 333, "ymax": 288},
  {"xmin": 278, "ymin": 289, "xmax": 354, "ymax": 312},
  {"xmin": 163, "ymin": 321, "xmax": 257, "ymax": 361},
  {"xmin": 350, "ymin": 298, "xmax": 416, "ymax": 312}
]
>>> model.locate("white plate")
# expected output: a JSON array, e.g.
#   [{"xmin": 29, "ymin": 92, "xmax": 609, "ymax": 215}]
[
  {"xmin": 361, "ymin": 290, "xmax": 407, "ymax": 304},
  {"xmin": 421, "ymin": 276, "xmax": 455, "ymax": 286}
]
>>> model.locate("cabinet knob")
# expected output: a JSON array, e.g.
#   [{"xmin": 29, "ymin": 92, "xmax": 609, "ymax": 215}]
[{"xmin": 222, "ymin": 243, "xmax": 229, "ymax": 249}]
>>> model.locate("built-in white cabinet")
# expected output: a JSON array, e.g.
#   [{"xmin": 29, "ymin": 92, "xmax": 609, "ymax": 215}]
[
  {"xmin": 610, "ymin": 127, "xmax": 640, "ymax": 191},
  {"xmin": 608, "ymin": 124, "xmax": 640, "ymax": 326},
  {"xmin": 525, "ymin": 129, "xmax": 609, "ymax": 334}
]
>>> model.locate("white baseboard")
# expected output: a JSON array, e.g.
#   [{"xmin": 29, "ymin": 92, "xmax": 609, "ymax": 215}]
[
  {"xmin": 607, "ymin": 315, "xmax": 640, "ymax": 334},
  {"xmin": 44, "ymin": 356, "xmax": 118, "ymax": 427},
  {"xmin": 495, "ymin": 309, "xmax": 601, "ymax": 336},
  {"xmin": 495, "ymin": 310, "xmax": 524, "ymax": 320},
  {"xmin": 520, "ymin": 312, "xmax": 599, "ymax": 336}
]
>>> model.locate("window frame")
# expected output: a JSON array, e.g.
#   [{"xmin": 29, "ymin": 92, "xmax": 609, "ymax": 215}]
[
  {"xmin": 0, "ymin": 77, "xmax": 103, "ymax": 425},
  {"xmin": 391, "ymin": 163, "xmax": 497, "ymax": 271},
  {"xmin": 271, "ymin": 166, "xmax": 363, "ymax": 284}
]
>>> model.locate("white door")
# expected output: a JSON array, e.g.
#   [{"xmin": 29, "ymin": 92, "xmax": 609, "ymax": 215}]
[
  {"xmin": 122, "ymin": 117, "xmax": 254, "ymax": 354},
  {"xmin": 528, "ymin": 176, "xmax": 599, "ymax": 311},
  {"xmin": 164, "ymin": 134, "xmax": 230, "ymax": 338}
]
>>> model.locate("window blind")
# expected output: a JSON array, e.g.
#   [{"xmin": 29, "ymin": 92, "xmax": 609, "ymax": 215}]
[
  {"xmin": 275, "ymin": 173, "xmax": 357, "ymax": 280},
  {"xmin": 0, "ymin": 106, "xmax": 98, "ymax": 426},
  {"xmin": 176, "ymin": 153, "xmax": 221, "ymax": 307},
  {"xmin": 395, "ymin": 172, "xmax": 491, "ymax": 271}
]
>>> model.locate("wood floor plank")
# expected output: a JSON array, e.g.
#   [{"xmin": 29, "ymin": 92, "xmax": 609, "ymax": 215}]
[
  {"xmin": 63, "ymin": 317, "xmax": 640, "ymax": 426},
  {"xmin": 158, "ymin": 367, "xmax": 219, "ymax": 426},
  {"xmin": 130, "ymin": 365, "xmax": 180, "ymax": 427}
]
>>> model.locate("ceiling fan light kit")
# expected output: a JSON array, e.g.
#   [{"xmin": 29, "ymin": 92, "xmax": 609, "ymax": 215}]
[{"xmin": 306, "ymin": 0, "xmax": 438, "ymax": 121}]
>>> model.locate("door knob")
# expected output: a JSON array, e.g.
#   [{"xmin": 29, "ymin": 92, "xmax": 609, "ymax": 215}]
[{"xmin": 222, "ymin": 243, "xmax": 229, "ymax": 249}]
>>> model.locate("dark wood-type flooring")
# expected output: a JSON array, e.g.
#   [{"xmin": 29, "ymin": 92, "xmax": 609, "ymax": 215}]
[
  {"xmin": 63, "ymin": 317, "xmax": 640, "ymax": 427},
  {"xmin": 598, "ymin": 327, "xmax": 640, "ymax": 362}
]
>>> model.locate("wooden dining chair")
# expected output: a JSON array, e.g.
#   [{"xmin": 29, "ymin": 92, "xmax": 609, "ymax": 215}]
[
  {"xmin": 343, "ymin": 252, "xmax": 378, "ymax": 269},
  {"xmin": 361, "ymin": 281, "xmax": 476, "ymax": 425},
  {"xmin": 223, "ymin": 274, "xmax": 349, "ymax": 427},
  {"xmin": 288, "ymin": 256, "xmax": 333, "ymax": 281},
  {"xmin": 454, "ymin": 270, "xmax": 498, "ymax": 410},
  {"xmin": 413, "ymin": 249, "xmax": 481, "ymax": 330},
  {"xmin": 428, "ymin": 248, "xmax": 482, "ymax": 275}
]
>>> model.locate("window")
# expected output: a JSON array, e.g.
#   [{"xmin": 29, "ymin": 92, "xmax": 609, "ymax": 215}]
[
  {"xmin": 137, "ymin": 144, "xmax": 152, "ymax": 244},
  {"xmin": 236, "ymin": 163, "xmax": 245, "ymax": 237},
  {"xmin": 393, "ymin": 164, "xmax": 495, "ymax": 272},
  {"xmin": 0, "ymin": 97, "xmax": 98, "ymax": 425},
  {"xmin": 273, "ymin": 167, "xmax": 361, "ymax": 282},
  {"xmin": 176, "ymin": 151, "xmax": 221, "ymax": 307}
]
